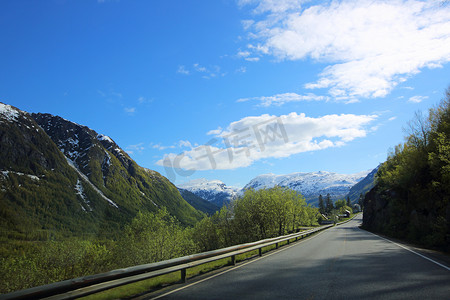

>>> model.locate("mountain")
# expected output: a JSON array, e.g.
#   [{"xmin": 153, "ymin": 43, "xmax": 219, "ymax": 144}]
[
  {"xmin": 178, "ymin": 188, "xmax": 220, "ymax": 215},
  {"xmin": 244, "ymin": 170, "xmax": 371, "ymax": 206},
  {"xmin": 0, "ymin": 103, "xmax": 203, "ymax": 238},
  {"xmin": 178, "ymin": 169, "xmax": 375, "ymax": 208},
  {"xmin": 178, "ymin": 179, "xmax": 240, "ymax": 208},
  {"xmin": 346, "ymin": 165, "xmax": 380, "ymax": 203}
]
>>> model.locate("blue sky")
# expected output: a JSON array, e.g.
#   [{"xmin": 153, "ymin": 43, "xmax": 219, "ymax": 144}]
[{"xmin": 1, "ymin": 0, "xmax": 450, "ymax": 188}]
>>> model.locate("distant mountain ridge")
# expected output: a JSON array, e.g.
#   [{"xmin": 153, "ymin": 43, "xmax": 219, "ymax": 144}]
[
  {"xmin": 244, "ymin": 170, "xmax": 371, "ymax": 206},
  {"xmin": 178, "ymin": 169, "xmax": 374, "ymax": 208},
  {"xmin": 0, "ymin": 103, "xmax": 204, "ymax": 238},
  {"xmin": 178, "ymin": 179, "xmax": 240, "ymax": 208}
]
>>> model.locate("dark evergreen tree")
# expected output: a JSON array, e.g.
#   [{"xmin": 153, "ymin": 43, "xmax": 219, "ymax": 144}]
[
  {"xmin": 346, "ymin": 196, "xmax": 351, "ymax": 207},
  {"xmin": 318, "ymin": 194, "xmax": 325, "ymax": 214},
  {"xmin": 325, "ymin": 193, "xmax": 333, "ymax": 214}
]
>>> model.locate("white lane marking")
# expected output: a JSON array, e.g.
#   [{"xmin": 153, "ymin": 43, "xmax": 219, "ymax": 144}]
[
  {"xmin": 361, "ymin": 228, "xmax": 450, "ymax": 271},
  {"xmin": 150, "ymin": 229, "xmax": 332, "ymax": 299}
]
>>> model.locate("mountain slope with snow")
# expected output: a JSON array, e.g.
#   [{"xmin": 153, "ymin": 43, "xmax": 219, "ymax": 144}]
[
  {"xmin": 178, "ymin": 169, "xmax": 373, "ymax": 208},
  {"xmin": 178, "ymin": 179, "xmax": 240, "ymax": 208},
  {"xmin": 244, "ymin": 170, "xmax": 372, "ymax": 205},
  {"xmin": 0, "ymin": 102, "xmax": 204, "ymax": 238}
]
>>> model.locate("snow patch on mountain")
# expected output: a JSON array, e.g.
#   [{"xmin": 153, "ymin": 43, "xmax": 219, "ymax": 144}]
[
  {"xmin": 66, "ymin": 156, "xmax": 119, "ymax": 208},
  {"xmin": 1, "ymin": 170, "xmax": 40, "ymax": 181},
  {"xmin": 97, "ymin": 134, "xmax": 114, "ymax": 145},
  {"xmin": 0, "ymin": 103, "xmax": 20, "ymax": 123},
  {"xmin": 75, "ymin": 179, "xmax": 92, "ymax": 212}
]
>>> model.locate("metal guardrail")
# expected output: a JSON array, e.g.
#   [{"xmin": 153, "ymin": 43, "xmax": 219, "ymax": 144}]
[{"xmin": 1, "ymin": 222, "xmax": 343, "ymax": 300}]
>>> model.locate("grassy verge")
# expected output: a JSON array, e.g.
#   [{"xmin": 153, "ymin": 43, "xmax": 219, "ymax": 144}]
[{"xmin": 80, "ymin": 235, "xmax": 313, "ymax": 299}]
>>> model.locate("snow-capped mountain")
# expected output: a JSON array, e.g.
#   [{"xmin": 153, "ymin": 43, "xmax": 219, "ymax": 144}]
[
  {"xmin": 244, "ymin": 170, "xmax": 372, "ymax": 205},
  {"xmin": 178, "ymin": 179, "xmax": 241, "ymax": 208},
  {"xmin": 178, "ymin": 169, "xmax": 374, "ymax": 208}
]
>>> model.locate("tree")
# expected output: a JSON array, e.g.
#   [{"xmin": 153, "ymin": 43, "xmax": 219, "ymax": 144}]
[
  {"xmin": 318, "ymin": 194, "xmax": 325, "ymax": 214},
  {"xmin": 371, "ymin": 86, "xmax": 450, "ymax": 249},
  {"xmin": 346, "ymin": 196, "xmax": 351, "ymax": 207},
  {"xmin": 325, "ymin": 193, "xmax": 333, "ymax": 214},
  {"xmin": 114, "ymin": 208, "xmax": 193, "ymax": 267},
  {"xmin": 404, "ymin": 110, "xmax": 431, "ymax": 150},
  {"xmin": 334, "ymin": 199, "xmax": 346, "ymax": 210},
  {"xmin": 233, "ymin": 187, "xmax": 314, "ymax": 241}
]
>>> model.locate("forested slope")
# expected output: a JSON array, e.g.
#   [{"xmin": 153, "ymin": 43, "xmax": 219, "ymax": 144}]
[{"xmin": 363, "ymin": 88, "xmax": 450, "ymax": 251}]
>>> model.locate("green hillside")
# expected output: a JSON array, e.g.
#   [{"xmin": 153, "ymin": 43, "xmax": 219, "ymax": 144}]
[{"xmin": 0, "ymin": 103, "xmax": 203, "ymax": 241}]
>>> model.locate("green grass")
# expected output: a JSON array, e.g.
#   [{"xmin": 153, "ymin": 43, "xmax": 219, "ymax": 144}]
[
  {"xmin": 79, "ymin": 271, "xmax": 181, "ymax": 300},
  {"xmin": 80, "ymin": 235, "xmax": 312, "ymax": 299}
]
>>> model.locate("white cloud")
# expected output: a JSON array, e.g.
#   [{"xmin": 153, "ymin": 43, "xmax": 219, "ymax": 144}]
[
  {"xmin": 194, "ymin": 63, "xmax": 207, "ymax": 73},
  {"xmin": 177, "ymin": 65, "xmax": 190, "ymax": 75},
  {"xmin": 238, "ymin": 0, "xmax": 304, "ymax": 14},
  {"xmin": 178, "ymin": 140, "xmax": 193, "ymax": 148},
  {"xmin": 138, "ymin": 96, "xmax": 153, "ymax": 104},
  {"xmin": 408, "ymin": 95, "xmax": 429, "ymax": 103},
  {"xmin": 240, "ymin": 0, "xmax": 450, "ymax": 99},
  {"xmin": 237, "ymin": 50, "xmax": 251, "ymax": 58},
  {"xmin": 237, "ymin": 48, "xmax": 261, "ymax": 61},
  {"xmin": 245, "ymin": 57, "xmax": 260, "ymax": 62},
  {"xmin": 237, "ymin": 92, "xmax": 328, "ymax": 106},
  {"xmin": 178, "ymin": 63, "xmax": 225, "ymax": 78},
  {"xmin": 126, "ymin": 143, "xmax": 145, "ymax": 154},
  {"xmin": 152, "ymin": 143, "xmax": 175, "ymax": 151},
  {"xmin": 157, "ymin": 112, "xmax": 376, "ymax": 171},
  {"xmin": 235, "ymin": 66, "xmax": 247, "ymax": 73},
  {"xmin": 124, "ymin": 107, "xmax": 136, "ymax": 115},
  {"xmin": 207, "ymin": 127, "xmax": 223, "ymax": 135}
]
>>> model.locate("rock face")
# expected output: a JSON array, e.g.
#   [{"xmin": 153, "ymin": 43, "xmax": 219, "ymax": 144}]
[
  {"xmin": 31, "ymin": 113, "xmax": 133, "ymax": 185},
  {"xmin": 362, "ymin": 185, "xmax": 393, "ymax": 233},
  {"xmin": 363, "ymin": 184, "xmax": 450, "ymax": 252}
]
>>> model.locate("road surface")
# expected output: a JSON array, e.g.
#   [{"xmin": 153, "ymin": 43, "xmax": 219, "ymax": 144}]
[{"xmin": 148, "ymin": 215, "xmax": 450, "ymax": 299}]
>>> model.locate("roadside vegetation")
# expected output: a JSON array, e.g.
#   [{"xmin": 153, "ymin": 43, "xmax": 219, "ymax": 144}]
[
  {"xmin": 0, "ymin": 186, "xmax": 321, "ymax": 294},
  {"xmin": 365, "ymin": 87, "xmax": 450, "ymax": 251},
  {"xmin": 317, "ymin": 193, "xmax": 355, "ymax": 223}
]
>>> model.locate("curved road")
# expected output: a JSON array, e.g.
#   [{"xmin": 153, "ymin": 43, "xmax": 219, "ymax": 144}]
[{"xmin": 149, "ymin": 215, "xmax": 449, "ymax": 299}]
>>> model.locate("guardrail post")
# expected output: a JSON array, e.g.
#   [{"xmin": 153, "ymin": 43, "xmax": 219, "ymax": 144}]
[
  {"xmin": 276, "ymin": 242, "xmax": 279, "ymax": 249},
  {"xmin": 259, "ymin": 248, "xmax": 262, "ymax": 256},
  {"xmin": 181, "ymin": 268, "xmax": 187, "ymax": 283},
  {"xmin": 231, "ymin": 255, "xmax": 236, "ymax": 266},
  {"xmin": 287, "ymin": 239, "xmax": 290, "ymax": 245}
]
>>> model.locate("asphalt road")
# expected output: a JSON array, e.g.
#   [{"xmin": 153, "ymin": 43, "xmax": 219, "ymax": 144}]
[{"xmin": 148, "ymin": 215, "xmax": 450, "ymax": 300}]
